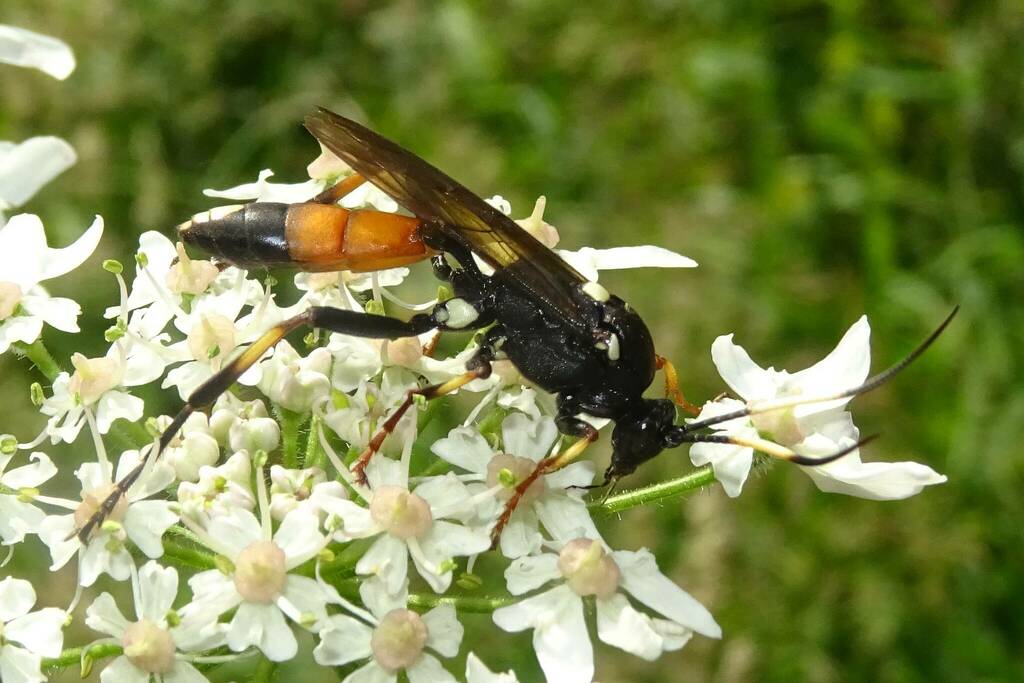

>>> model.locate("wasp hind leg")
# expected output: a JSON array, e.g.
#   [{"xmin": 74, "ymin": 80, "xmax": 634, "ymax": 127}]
[
  {"xmin": 74, "ymin": 305, "xmax": 444, "ymax": 542},
  {"xmin": 311, "ymin": 173, "xmax": 367, "ymax": 205}
]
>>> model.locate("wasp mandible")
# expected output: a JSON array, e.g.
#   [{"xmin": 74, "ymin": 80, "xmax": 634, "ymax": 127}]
[{"xmin": 77, "ymin": 108, "xmax": 956, "ymax": 545}]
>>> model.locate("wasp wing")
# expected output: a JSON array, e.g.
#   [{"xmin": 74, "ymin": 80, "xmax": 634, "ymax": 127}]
[{"xmin": 304, "ymin": 107, "xmax": 591, "ymax": 332}]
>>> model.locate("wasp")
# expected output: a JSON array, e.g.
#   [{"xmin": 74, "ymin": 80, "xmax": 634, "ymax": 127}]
[{"xmin": 77, "ymin": 108, "xmax": 956, "ymax": 544}]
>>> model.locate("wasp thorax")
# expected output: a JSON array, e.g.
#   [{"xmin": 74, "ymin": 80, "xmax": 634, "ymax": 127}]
[
  {"xmin": 370, "ymin": 487, "xmax": 432, "ymax": 540},
  {"xmin": 74, "ymin": 483, "xmax": 128, "ymax": 529},
  {"xmin": 558, "ymin": 538, "xmax": 621, "ymax": 599},
  {"xmin": 68, "ymin": 352, "xmax": 122, "ymax": 405},
  {"xmin": 122, "ymin": 619, "xmax": 176, "ymax": 674},
  {"xmin": 0, "ymin": 281, "xmax": 22, "ymax": 320},
  {"xmin": 233, "ymin": 540, "xmax": 287, "ymax": 604},
  {"xmin": 166, "ymin": 242, "xmax": 219, "ymax": 295},
  {"xmin": 486, "ymin": 454, "xmax": 543, "ymax": 504},
  {"xmin": 187, "ymin": 313, "xmax": 237, "ymax": 366},
  {"xmin": 371, "ymin": 608, "xmax": 428, "ymax": 672}
]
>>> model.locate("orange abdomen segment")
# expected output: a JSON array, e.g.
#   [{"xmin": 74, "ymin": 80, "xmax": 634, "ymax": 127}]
[{"xmin": 284, "ymin": 204, "xmax": 431, "ymax": 272}]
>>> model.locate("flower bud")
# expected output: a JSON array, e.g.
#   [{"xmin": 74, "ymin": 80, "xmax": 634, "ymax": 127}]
[
  {"xmin": 558, "ymin": 538, "xmax": 621, "ymax": 600},
  {"xmin": 386, "ymin": 337, "xmax": 423, "ymax": 367},
  {"xmin": 486, "ymin": 454, "xmax": 543, "ymax": 504},
  {"xmin": 0, "ymin": 281, "xmax": 23, "ymax": 320},
  {"xmin": 370, "ymin": 486, "xmax": 433, "ymax": 539},
  {"xmin": 371, "ymin": 608, "xmax": 428, "ymax": 672},
  {"xmin": 259, "ymin": 346, "xmax": 332, "ymax": 413},
  {"xmin": 0, "ymin": 434, "xmax": 17, "ymax": 454},
  {"xmin": 122, "ymin": 619, "xmax": 176, "ymax": 674},
  {"xmin": 229, "ymin": 416, "xmax": 280, "ymax": 454},
  {"xmin": 68, "ymin": 353, "xmax": 122, "ymax": 405},
  {"xmin": 233, "ymin": 540, "xmax": 287, "ymax": 604},
  {"xmin": 514, "ymin": 196, "xmax": 560, "ymax": 248}
]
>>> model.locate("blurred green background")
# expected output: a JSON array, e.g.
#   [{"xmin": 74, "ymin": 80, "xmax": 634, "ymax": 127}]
[{"xmin": 2, "ymin": 1, "xmax": 1022, "ymax": 681}]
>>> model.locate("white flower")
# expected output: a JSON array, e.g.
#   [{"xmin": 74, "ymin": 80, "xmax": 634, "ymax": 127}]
[
  {"xmin": 258, "ymin": 341, "xmax": 331, "ymax": 413},
  {"xmin": 431, "ymin": 412, "xmax": 598, "ymax": 558},
  {"xmin": 268, "ymin": 464, "xmax": 348, "ymax": 522},
  {"xmin": 0, "ymin": 214, "xmax": 102, "ymax": 354},
  {"xmin": 319, "ymin": 457, "xmax": 491, "ymax": 593},
  {"xmin": 178, "ymin": 507, "xmax": 330, "ymax": 662},
  {"xmin": 85, "ymin": 561, "xmax": 222, "ymax": 683},
  {"xmin": 323, "ymin": 368, "xmax": 420, "ymax": 453},
  {"xmin": 465, "ymin": 652, "xmax": 520, "ymax": 683},
  {"xmin": 0, "ymin": 25, "xmax": 75, "ymax": 79},
  {"xmin": 0, "ymin": 138, "xmax": 76, "ymax": 216},
  {"xmin": 40, "ymin": 348, "xmax": 145, "ymax": 443},
  {"xmin": 37, "ymin": 450, "xmax": 177, "ymax": 586},
  {"xmin": 493, "ymin": 538, "xmax": 720, "ymax": 683},
  {"xmin": 208, "ymin": 395, "xmax": 281, "ymax": 454},
  {"xmin": 177, "ymin": 451, "xmax": 255, "ymax": 526},
  {"xmin": 313, "ymin": 578, "xmax": 463, "ymax": 683},
  {"xmin": 691, "ymin": 316, "xmax": 948, "ymax": 499},
  {"xmin": 0, "ymin": 576, "xmax": 66, "ymax": 683},
  {"xmin": 204, "ymin": 168, "xmax": 322, "ymax": 204},
  {"xmin": 0, "ymin": 448, "xmax": 57, "ymax": 545},
  {"xmin": 306, "ymin": 146, "xmax": 401, "ymax": 212}
]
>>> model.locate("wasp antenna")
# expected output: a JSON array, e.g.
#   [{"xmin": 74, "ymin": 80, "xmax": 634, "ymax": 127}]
[
  {"xmin": 684, "ymin": 306, "xmax": 959, "ymax": 433},
  {"xmin": 674, "ymin": 432, "xmax": 874, "ymax": 467},
  {"xmin": 787, "ymin": 434, "xmax": 878, "ymax": 466}
]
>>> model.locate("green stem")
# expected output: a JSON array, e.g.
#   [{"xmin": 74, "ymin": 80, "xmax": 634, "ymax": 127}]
[
  {"xmin": 162, "ymin": 527, "xmax": 218, "ymax": 569},
  {"xmin": 408, "ymin": 592, "xmax": 517, "ymax": 613},
  {"xmin": 12, "ymin": 339, "xmax": 62, "ymax": 381},
  {"xmin": 590, "ymin": 466, "xmax": 718, "ymax": 515},
  {"xmin": 275, "ymin": 407, "xmax": 304, "ymax": 468},
  {"xmin": 304, "ymin": 413, "xmax": 325, "ymax": 470},
  {"xmin": 43, "ymin": 643, "xmax": 122, "ymax": 673}
]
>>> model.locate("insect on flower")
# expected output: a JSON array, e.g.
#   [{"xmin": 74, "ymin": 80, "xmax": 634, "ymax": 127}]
[{"xmin": 75, "ymin": 107, "xmax": 957, "ymax": 546}]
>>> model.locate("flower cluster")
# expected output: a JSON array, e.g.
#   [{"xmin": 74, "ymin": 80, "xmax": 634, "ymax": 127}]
[{"xmin": 0, "ymin": 25, "xmax": 948, "ymax": 683}]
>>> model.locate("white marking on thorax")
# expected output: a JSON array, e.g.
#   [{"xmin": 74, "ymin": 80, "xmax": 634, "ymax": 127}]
[
  {"xmin": 443, "ymin": 298, "xmax": 480, "ymax": 329},
  {"xmin": 581, "ymin": 281, "xmax": 610, "ymax": 302}
]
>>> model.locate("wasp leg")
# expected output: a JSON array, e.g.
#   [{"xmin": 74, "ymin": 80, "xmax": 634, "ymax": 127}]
[
  {"xmin": 311, "ymin": 173, "xmax": 367, "ymax": 205},
  {"xmin": 74, "ymin": 305, "xmax": 445, "ymax": 542},
  {"xmin": 655, "ymin": 355, "xmax": 700, "ymax": 416},
  {"xmin": 489, "ymin": 415, "xmax": 598, "ymax": 549}
]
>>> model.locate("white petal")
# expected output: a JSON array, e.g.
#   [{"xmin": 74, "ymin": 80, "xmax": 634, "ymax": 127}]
[
  {"xmin": 788, "ymin": 316, "xmax": 871, "ymax": 416},
  {"xmin": 183, "ymin": 571, "xmax": 241, "ymax": 619},
  {"xmin": 278, "ymin": 575, "xmax": 329, "ymax": 626},
  {"xmin": 465, "ymin": 652, "xmax": 519, "ymax": 683},
  {"xmin": 615, "ymin": 548, "xmax": 721, "ymax": 638},
  {"xmin": 99, "ymin": 656, "xmax": 149, "ymax": 683},
  {"xmin": 413, "ymin": 474, "xmax": 473, "ymax": 518},
  {"xmin": 0, "ymin": 137, "xmax": 75, "ymax": 214},
  {"xmin": 137, "ymin": 561, "xmax": 178, "ymax": 622},
  {"xmin": 596, "ymin": 593, "xmax": 680, "ymax": 661},
  {"xmin": 40, "ymin": 215, "xmax": 104, "ymax": 281},
  {"xmin": 0, "ymin": 643, "xmax": 44, "ymax": 683},
  {"xmin": 0, "ymin": 214, "xmax": 48, "ymax": 288},
  {"xmin": 37, "ymin": 513, "xmax": 79, "ymax": 571},
  {"xmin": 5, "ymin": 607, "xmax": 66, "ymax": 657},
  {"xmin": 19, "ymin": 295, "xmax": 80, "ymax": 332},
  {"xmin": 95, "ymin": 391, "xmax": 145, "ymax": 434},
  {"xmin": 0, "ymin": 316, "xmax": 44, "ymax": 353},
  {"xmin": 493, "ymin": 585, "xmax": 592, "ymax": 683},
  {"xmin": 420, "ymin": 520, "xmax": 491, "ymax": 560},
  {"xmin": 543, "ymin": 460, "xmax": 595, "ymax": 489},
  {"xmin": 81, "ymin": 535, "xmax": 133, "ymax": 585},
  {"xmin": 0, "ymin": 25, "xmax": 75, "ymax": 78},
  {"xmin": 206, "ymin": 508, "xmax": 263, "ymax": 558},
  {"xmin": 312, "ymin": 614, "xmax": 373, "ymax": 666},
  {"xmin": 430, "ymin": 427, "xmax": 493, "ymax": 474},
  {"xmin": 274, "ymin": 510, "xmax": 326, "ymax": 568},
  {"xmin": 359, "ymin": 576, "xmax": 407, "ymax": 619},
  {"xmin": 422, "ymin": 604, "xmax": 463, "ymax": 657},
  {"xmin": 498, "ymin": 513, "xmax": 543, "ymax": 559},
  {"xmin": 688, "ymin": 434, "xmax": 755, "ymax": 498},
  {"xmin": 85, "ymin": 592, "xmax": 129, "ymax": 638},
  {"xmin": 407, "ymin": 654, "xmax": 456, "ymax": 683},
  {"xmin": 344, "ymin": 661, "xmax": 396, "ymax": 683},
  {"xmin": 559, "ymin": 246, "xmax": 697, "ymax": 281},
  {"xmin": 534, "ymin": 494, "xmax": 601, "ymax": 546},
  {"xmin": 0, "ymin": 495, "xmax": 45, "ymax": 544},
  {"xmin": 356, "ymin": 534, "xmax": 409, "ymax": 595},
  {"xmin": 504, "ymin": 553, "xmax": 560, "ymax": 595},
  {"xmin": 710, "ymin": 334, "xmax": 777, "ymax": 402},
  {"xmin": 0, "ymin": 576, "xmax": 35, "ymax": 621},
  {"xmin": 227, "ymin": 602, "xmax": 296, "ymax": 661},
  {"xmin": 501, "ymin": 413, "xmax": 558, "ymax": 462},
  {"xmin": 163, "ymin": 661, "xmax": 209, "ymax": 683},
  {"xmin": 802, "ymin": 456, "xmax": 947, "ymax": 500},
  {"xmin": 123, "ymin": 500, "xmax": 178, "ymax": 558},
  {"xmin": 2, "ymin": 452, "xmax": 57, "ymax": 488}
]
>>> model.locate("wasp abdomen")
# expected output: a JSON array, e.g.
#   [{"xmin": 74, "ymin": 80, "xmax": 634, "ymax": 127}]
[{"xmin": 179, "ymin": 202, "xmax": 430, "ymax": 272}]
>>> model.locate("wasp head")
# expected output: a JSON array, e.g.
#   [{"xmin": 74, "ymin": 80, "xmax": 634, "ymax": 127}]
[{"xmin": 606, "ymin": 398, "xmax": 679, "ymax": 479}]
